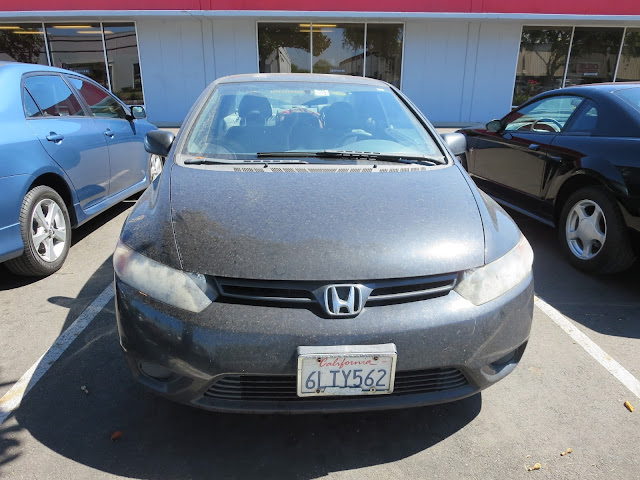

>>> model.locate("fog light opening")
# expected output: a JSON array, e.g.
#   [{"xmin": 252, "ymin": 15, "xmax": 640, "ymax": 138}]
[{"xmin": 139, "ymin": 361, "xmax": 172, "ymax": 380}]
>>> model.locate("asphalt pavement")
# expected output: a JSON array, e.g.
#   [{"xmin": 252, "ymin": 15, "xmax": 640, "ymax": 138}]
[{"xmin": 0, "ymin": 171, "xmax": 639, "ymax": 479}]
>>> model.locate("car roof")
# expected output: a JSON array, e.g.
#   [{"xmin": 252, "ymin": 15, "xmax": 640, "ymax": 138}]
[
  {"xmin": 214, "ymin": 73, "xmax": 391, "ymax": 87},
  {"xmin": 0, "ymin": 61, "xmax": 80, "ymax": 76},
  {"xmin": 542, "ymin": 82, "xmax": 640, "ymax": 100}
]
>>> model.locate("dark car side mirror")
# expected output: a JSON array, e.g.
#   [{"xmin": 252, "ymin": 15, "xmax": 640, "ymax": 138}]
[
  {"xmin": 486, "ymin": 119, "xmax": 502, "ymax": 132},
  {"xmin": 441, "ymin": 132, "xmax": 467, "ymax": 156},
  {"xmin": 145, "ymin": 130, "xmax": 175, "ymax": 157},
  {"xmin": 131, "ymin": 105, "xmax": 147, "ymax": 119}
]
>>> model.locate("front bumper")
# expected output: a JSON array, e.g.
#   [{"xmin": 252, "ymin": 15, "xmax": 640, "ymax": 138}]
[{"xmin": 115, "ymin": 273, "xmax": 533, "ymax": 413}]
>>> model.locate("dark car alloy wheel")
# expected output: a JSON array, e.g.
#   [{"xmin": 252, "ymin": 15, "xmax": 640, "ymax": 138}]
[
  {"xmin": 559, "ymin": 186, "xmax": 635, "ymax": 274},
  {"xmin": 6, "ymin": 185, "xmax": 71, "ymax": 277}
]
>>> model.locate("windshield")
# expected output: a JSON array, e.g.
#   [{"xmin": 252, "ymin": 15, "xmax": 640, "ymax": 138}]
[
  {"xmin": 182, "ymin": 81, "xmax": 443, "ymax": 162},
  {"xmin": 614, "ymin": 87, "xmax": 640, "ymax": 114}
]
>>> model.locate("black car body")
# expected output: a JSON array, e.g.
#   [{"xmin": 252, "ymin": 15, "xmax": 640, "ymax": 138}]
[{"xmin": 461, "ymin": 83, "xmax": 640, "ymax": 273}]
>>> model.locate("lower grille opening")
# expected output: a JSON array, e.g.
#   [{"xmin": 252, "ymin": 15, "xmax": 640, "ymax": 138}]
[{"xmin": 202, "ymin": 368, "xmax": 469, "ymax": 402}]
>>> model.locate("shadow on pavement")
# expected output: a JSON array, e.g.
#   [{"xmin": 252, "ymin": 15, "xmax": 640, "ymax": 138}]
[{"xmin": 510, "ymin": 210, "xmax": 640, "ymax": 340}]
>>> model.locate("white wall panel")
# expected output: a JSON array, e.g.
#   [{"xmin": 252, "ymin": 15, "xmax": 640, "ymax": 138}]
[
  {"xmin": 403, "ymin": 21, "xmax": 470, "ymax": 124},
  {"xmin": 468, "ymin": 22, "xmax": 521, "ymax": 123},
  {"xmin": 137, "ymin": 17, "xmax": 258, "ymax": 126}
]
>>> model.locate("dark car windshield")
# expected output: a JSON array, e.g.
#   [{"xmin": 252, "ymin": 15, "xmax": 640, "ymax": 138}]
[
  {"xmin": 182, "ymin": 81, "xmax": 443, "ymax": 162},
  {"xmin": 614, "ymin": 87, "xmax": 640, "ymax": 114}
]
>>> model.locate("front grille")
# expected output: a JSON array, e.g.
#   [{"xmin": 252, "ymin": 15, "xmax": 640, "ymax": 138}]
[
  {"xmin": 202, "ymin": 368, "xmax": 469, "ymax": 402},
  {"xmin": 214, "ymin": 273, "xmax": 458, "ymax": 310}
]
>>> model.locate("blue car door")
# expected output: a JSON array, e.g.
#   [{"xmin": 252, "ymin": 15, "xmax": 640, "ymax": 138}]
[
  {"xmin": 24, "ymin": 74, "xmax": 111, "ymax": 209},
  {"xmin": 67, "ymin": 76, "xmax": 148, "ymax": 195}
]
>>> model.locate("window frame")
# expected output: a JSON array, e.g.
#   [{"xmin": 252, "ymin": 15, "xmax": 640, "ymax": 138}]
[{"xmin": 21, "ymin": 72, "xmax": 90, "ymax": 120}]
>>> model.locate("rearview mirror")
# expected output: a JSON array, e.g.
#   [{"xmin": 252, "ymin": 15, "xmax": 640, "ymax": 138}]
[
  {"xmin": 131, "ymin": 105, "xmax": 146, "ymax": 119},
  {"xmin": 486, "ymin": 120, "xmax": 502, "ymax": 132},
  {"xmin": 144, "ymin": 130, "xmax": 175, "ymax": 157},
  {"xmin": 441, "ymin": 132, "xmax": 467, "ymax": 157}
]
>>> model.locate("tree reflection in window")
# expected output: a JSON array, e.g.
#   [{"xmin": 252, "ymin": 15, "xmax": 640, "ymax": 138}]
[
  {"xmin": 617, "ymin": 29, "xmax": 640, "ymax": 82},
  {"xmin": 0, "ymin": 24, "xmax": 48, "ymax": 64}
]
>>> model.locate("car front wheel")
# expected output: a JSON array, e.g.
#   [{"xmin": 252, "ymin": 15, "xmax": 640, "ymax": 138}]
[
  {"xmin": 558, "ymin": 186, "xmax": 635, "ymax": 274},
  {"xmin": 6, "ymin": 186, "xmax": 71, "ymax": 277}
]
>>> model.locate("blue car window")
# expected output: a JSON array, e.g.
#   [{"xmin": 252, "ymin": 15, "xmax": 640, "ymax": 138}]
[
  {"xmin": 68, "ymin": 77, "xmax": 127, "ymax": 119},
  {"xmin": 25, "ymin": 75, "xmax": 85, "ymax": 117},
  {"xmin": 23, "ymin": 88, "xmax": 42, "ymax": 118}
]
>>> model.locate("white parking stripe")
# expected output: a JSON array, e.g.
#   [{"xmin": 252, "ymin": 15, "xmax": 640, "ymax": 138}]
[
  {"xmin": 535, "ymin": 296, "xmax": 640, "ymax": 400},
  {"xmin": 0, "ymin": 282, "xmax": 114, "ymax": 426}
]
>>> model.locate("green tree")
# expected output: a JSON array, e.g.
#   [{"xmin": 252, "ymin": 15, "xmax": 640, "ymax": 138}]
[{"xmin": 0, "ymin": 30, "xmax": 45, "ymax": 64}]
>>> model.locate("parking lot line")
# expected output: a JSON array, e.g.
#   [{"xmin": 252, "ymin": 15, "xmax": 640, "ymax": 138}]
[
  {"xmin": 0, "ymin": 282, "xmax": 114, "ymax": 426},
  {"xmin": 535, "ymin": 296, "xmax": 640, "ymax": 400}
]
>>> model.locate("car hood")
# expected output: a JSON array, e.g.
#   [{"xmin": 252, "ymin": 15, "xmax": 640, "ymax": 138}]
[{"xmin": 170, "ymin": 163, "xmax": 485, "ymax": 280}]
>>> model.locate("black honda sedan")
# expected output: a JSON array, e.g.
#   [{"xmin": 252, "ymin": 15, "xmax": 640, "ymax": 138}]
[
  {"xmin": 460, "ymin": 83, "xmax": 640, "ymax": 274},
  {"xmin": 113, "ymin": 74, "xmax": 534, "ymax": 413}
]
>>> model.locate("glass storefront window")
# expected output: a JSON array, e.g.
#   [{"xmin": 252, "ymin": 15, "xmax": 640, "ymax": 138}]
[
  {"xmin": 0, "ymin": 24, "xmax": 48, "ymax": 65},
  {"xmin": 258, "ymin": 22, "xmax": 404, "ymax": 86},
  {"xmin": 312, "ymin": 23, "xmax": 364, "ymax": 76},
  {"xmin": 365, "ymin": 24, "xmax": 403, "ymax": 87},
  {"xmin": 616, "ymin": 28, "xmax": 640, "ymax": 82},
  {"xmin": 258, "ymin": 23, "xmax": 311, "ymax": 73},
  {"xmin": 565, "ymin": 27, "xmax": 624, "ymax": 86},
  {"xmin": 104, "ymin": 23, "xmax": 144, "ymax": 105},
  {"xmin": 513, "ymin": 27, "xmax": 572, "ymax": 106},
  {"xmin": 46, "ymin": 23, "xmax": 108, "ymax": 88}
]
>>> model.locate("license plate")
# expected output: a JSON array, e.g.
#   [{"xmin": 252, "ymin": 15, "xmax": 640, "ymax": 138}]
[{"xmin": 297, "ymin": 344, "xmax": 397, "ymax": 397}]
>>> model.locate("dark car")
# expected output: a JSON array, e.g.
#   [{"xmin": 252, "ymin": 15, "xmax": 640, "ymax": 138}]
[
  {"xmin": 460, "ymin": 83, "xmax": 640, "ymax": 274},
  {"xmin": 0, "ymin": 62, "xmax": 161, "ymax": 277},
  {"xmin": 114, "ymin": 74, "xmax": 534, "ymax": 413}
]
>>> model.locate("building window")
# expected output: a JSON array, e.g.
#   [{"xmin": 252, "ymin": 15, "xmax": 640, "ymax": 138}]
[
  {"xmin": 513, "ymin": 27, "xmax": 572, "ymax": 106},
  {"xmin": 616, "ymin": 28, "xmax": 640, "ymax": 82},
  {"xmin": 258, "ymin": 22, "xmax": 404, "ymax": 87},
  {"xmin": 0, "ymin": 24, "xmax": 48, "ymax": 64},
  {"xmin": 0, "ymin": 22, "xmax": 144, "ymax": 105},
  {"xmin": 565, "ymin": 27, "xmax": 624, "ymax": 86},
  {"xmin": 104, "ymin": 23, "xmax": 144, "ymax": 105},
  {"xmin": 258, "ymin": 23, "xmax": 311, "ymax": 73},
  {"xmin": 46, "ymin": 23, "xmax": 109, "ymax": 88}
]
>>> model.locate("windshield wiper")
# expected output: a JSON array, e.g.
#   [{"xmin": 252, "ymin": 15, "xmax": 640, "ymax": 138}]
[
  {"xmin": 256, "ymin": 150, "xmax": 445, "ymax": 165},
  {"xmin": 183, "ymin": 157, "xmax": 309, "ymax": 165}
]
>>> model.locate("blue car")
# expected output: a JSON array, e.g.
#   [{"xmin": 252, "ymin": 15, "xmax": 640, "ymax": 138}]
[{"xmin": 0, "ymin": 62, "xmax": 159, "ymax": 276}]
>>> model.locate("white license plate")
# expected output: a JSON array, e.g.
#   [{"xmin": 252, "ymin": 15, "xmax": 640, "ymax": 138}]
[{"xmin": 297, "ymin": 344, "xmax": 397, "ymax": 397}]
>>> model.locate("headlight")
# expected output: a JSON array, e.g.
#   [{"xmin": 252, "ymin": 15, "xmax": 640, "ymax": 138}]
[
  {"xmin": 454, "ymin": 234, "xmax": 533, "ymax": 305},
  {"xmin": 113, "ymin": 240, "xmax": 217, "ymax": 312}
]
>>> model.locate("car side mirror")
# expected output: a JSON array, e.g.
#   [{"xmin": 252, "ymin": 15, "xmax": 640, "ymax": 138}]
[
  {"xmin": 486, "ymin": 119, "xmax": 502, "ymax": 132},
  {"xmin": 441, "ymin": 132, "xmax": 467, "ymax": 157},
  {"xmin": 131, "ymin": 105, "xmax": 146, "ymax": 119},
  {"xmin": 145, "ymin": 130, "xmax": 175, "ymax": 157}
]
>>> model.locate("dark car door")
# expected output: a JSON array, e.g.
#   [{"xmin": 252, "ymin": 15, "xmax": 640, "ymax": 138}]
[
  {"xmin": 66, "ymin": 76, "xmax": 148, "ymax": 196},
  {"xmin": 469, "ymin": 95, "xmax": 585, "ymax": 215},
  {"xmin": 24, "ymin": 74, "xmax": 111, "ymax": 209}
]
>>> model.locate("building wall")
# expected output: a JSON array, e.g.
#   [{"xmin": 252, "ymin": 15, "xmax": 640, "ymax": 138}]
[
  {"xmin": 403, "ymin": 20, "xmax": 521, "ymax": 125},
  {"xmin": 136, "ymin": 17, "xmax": 257, "ymax": 126}
]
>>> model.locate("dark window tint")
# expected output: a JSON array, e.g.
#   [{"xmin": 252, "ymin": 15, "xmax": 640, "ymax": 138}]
[
  {"xmin": 617, "ymin": 29, "xmax": 640, "ymax": 82},
  {"xmin": 68, "ymin": 77, "xmax": 126, "ymax": 118},
  {"xmin": 0, "ymin": 24, "xmax": 48, "ymax": 65},
  {"xmin": 365, "ymin": 24, "xmax": 403, "ymax": 87},
  {"xmin": 45, "ymin": 23, "xmax": 108, "ymax": 88},
  {"xmin": 504, "ymin": 96, "xmax": 584, "ymax": 133},
  {"xmin": 565, "ymin": 27, "xmax": 624, "ymax": 86},
  {"xmin": 565, "ymin": 101, "xmax": 599, "ymax": 134},
  {"xmin": 104, "ymin": 23, "xmax": 144, "ymax": 105},
  {"xmin": 25, "ymin": 75, "xmax": 85, "ymax": 117},
  {"xmin": 23, "ymin": 88, "xmax": 42, "ymax": 118},
  {"xmin": 513, "ymin": 27, "xmax": 572, "ymax": 106}
]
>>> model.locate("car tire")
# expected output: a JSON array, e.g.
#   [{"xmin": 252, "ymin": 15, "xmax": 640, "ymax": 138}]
[
  {"xmin": 149, "ymin": 154, "xmax": 163, "ymax": 183},
  {"xmin": 558, "ymin": 186, "xmax": 635, "ymax": 274},
  {"xmin": 5, "ymin": 186, "xmax": 71, "ymax": 277}
]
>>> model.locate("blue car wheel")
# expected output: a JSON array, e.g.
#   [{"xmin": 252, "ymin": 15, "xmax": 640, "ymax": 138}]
[{"xmin": 6, "ymin": 185, "xmax": 71, "ymax": 277}]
